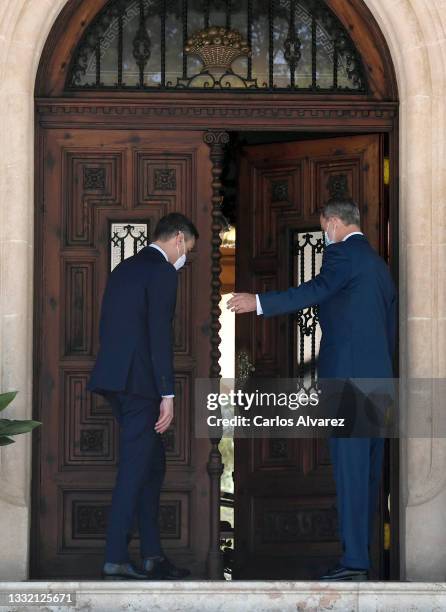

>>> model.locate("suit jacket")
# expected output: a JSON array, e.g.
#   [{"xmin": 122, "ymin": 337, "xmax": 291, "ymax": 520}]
[
  {"xmin": 259, "ymin": 234, "xmax": 397, "ymax": 379},
  {"xmin": 87, "ymin": 246, "xmax": 178, "ymax": 399}
]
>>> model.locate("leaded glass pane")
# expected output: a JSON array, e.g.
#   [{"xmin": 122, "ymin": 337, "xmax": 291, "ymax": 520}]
[
  {"xmin": 110, "ymin": 222, "xmax": 149, "ymax": 270},
  {"xmin": 68, "ymin": 0, "xmax": 366, "ymax": 93},
  {"xmin": 293, "ymin": 230, "xmax": 324, "ymax": 386}
]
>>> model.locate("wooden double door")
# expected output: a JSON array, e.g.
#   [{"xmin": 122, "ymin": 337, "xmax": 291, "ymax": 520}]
[
  {"xmin": 33, "ymin": 128, "xmax": 213, "ymax": 578},
  {"xmin": 33, "ymin": 127, "xmax": 387, "ymax": 579}
]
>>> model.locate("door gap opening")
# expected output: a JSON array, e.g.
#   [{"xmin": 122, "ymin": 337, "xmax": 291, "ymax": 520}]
[{"xmin": 217, "ymin": 130, "xmax": 393, "ymax": 580}]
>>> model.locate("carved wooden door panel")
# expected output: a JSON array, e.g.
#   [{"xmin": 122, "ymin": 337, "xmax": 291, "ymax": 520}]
[
  {"xmin": 234, "ymin": 134, "xmax": 384, "ymax": 579},
  {"xmin": 33, "ymin": 129, "xmax": 212, "ymax": 578}
]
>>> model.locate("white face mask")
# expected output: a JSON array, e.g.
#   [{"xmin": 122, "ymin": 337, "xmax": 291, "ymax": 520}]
[
  {"xmin": 173, "ymin": 235, "xmax": 186, "ymax": 270},
  {"xmin": 324, "ymin": 221, "xmax": 337, "ymax": 246}
]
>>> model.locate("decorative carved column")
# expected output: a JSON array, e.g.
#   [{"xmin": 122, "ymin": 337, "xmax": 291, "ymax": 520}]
[{"xmin": 203, "ymin": 130, "xmax": 229, "ymax": 579}]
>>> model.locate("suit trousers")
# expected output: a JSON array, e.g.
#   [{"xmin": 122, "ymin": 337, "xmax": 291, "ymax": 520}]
[
  {"xmin": 104, "ymin": 392, "xmax": 165, "ymax": 564},
  {"xmin": 329, "ymin": 436, "xmax": 385, "ymax": 570}
]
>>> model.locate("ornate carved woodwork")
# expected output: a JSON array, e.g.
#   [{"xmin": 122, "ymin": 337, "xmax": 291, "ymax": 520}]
[
  {"xmin": 65, "ymin": 493, "xmax": 185, "ymax": 543},
  {"xmin": 271, "ymin": 180, "xmax": 290, "ymax": 203},
  {"xmin": 203, "ymin": 130, "xmax": 229, "ymax": 579},
  {"xmin": 327, "ymin": 172, "xmax": 349, "ymax": 199},
  {"xmin": 261, "ymin": 506, "xmax": 338, "ymax": 543},
  {"xmin": 83, "ymin": 166, "xmax": 106, "ymax": 190},
  {"xmin": 33, "ymin": 129, "xmax": 212, "ymax": 578},
  {"xmin": 204, "ymin": 130, "xmax": 230, "ymax": 379},
  {"xmin": 153, "ymin": 168, "xmax": 177, "ymax": 191},
  {"xmin": 36, "ymin": 99, "xmax": 398, "ymax": 132},
  {"xmin": 63, "ymin": 371, "xmax": 117, "ymax": 466}
]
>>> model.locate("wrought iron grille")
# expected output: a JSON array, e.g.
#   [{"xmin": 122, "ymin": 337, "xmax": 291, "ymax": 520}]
[
  {"xmin": 110, "ymin": 222, "xmax": 149, "ymax": 270},
  {"xmin": 67, "ymin": 0, "xmax": 367, "ymax": 93},
  {"xmin": 292, "ymin": 230, "xmax": 324, "ymax": 385}
]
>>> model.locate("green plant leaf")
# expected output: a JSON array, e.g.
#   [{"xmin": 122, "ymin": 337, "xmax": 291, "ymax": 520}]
[
  {"xmin": 0, "ymin": 419, "xmax": 42, "ymax": 436},
  {"xmin": 0, "ymin": 391, "xmax": 18, "ymax": 412},
  {"xmin": 0, "ymin": 436, "xmax": 15, "ymax": 446}
]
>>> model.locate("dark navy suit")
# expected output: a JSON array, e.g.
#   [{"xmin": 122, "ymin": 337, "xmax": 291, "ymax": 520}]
[
  {"xmin": 259, "ymin": 234, "xmax": 397, "ymax": 570},
  {"xmin": 87, "ymin": 246, "xmax": 178, "ymax": 564}
]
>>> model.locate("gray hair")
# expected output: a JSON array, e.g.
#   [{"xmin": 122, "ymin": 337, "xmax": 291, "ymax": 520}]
[{"xmin": 320, "ymin": 198, "xmax": 361, "ymax": 227}]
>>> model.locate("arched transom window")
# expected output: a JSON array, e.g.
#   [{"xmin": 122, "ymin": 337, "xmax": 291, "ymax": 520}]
[{"xmin": 67, "ymin": 0, "xmax": 367, "ymax": 92}]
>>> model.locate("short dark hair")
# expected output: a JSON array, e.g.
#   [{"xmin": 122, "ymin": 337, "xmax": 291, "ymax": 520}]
[
  {"xmin": 153, "ymin": 212, "xmax": 199, "ymax": 241},
  {"xmin": 320, "ymin": 197, "xmax": 361, "ymax": 227}
]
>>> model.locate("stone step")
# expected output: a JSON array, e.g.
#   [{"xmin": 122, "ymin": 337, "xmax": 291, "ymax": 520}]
[{"xmin": 1, "ymin": 581, "xmax": 445, "ymax": 611}]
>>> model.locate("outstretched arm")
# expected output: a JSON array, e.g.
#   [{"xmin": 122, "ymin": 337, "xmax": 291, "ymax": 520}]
[
  {"xmin": 228, "ymin": 244, "xmax": 351, "ymax": 317},
  {"xmin": 259, "ymin": 244, "xmax": 351, "ymax": 317}
]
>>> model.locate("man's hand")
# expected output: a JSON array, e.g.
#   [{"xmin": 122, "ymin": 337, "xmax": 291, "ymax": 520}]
[
  {"xmin": 227, "ymin": 293, "xmax": 257, "ymax": 314},
  {"xmin": 155, "ymin": 397, "xmax": 174, "ymax": 434}
]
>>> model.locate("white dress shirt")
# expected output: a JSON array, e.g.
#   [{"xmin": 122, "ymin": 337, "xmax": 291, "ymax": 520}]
[
  {"xmin": 148, "ymin": 243, "xmax": 175, "ymax": 398},
  {"xmin": 342, "ymin": 231, "xmax": 364, "ymax": 241},
  {"xmin": 255, "ymin": 231, "xmax": 364, "ymax": 315},
  {"xmin": 148, "ymin": 242, "xmax": 169, "ymax": 261}
]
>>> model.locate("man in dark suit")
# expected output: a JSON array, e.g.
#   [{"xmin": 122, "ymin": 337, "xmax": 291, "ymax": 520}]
[
  {"xmin": 228, "ymin": 198, "xmax": 397, "ymax": 581},
  {"xmin": 88, "ymin": 212, "xmax": 198, "ymax": 580}
]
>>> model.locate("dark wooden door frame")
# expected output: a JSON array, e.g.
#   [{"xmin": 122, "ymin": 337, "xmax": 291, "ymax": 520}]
[
  {"xmin": 34, "ymin": 99, "xmax": 400, "ymax": 580},
  {"xmin": 33, "ymin": 0, "xmax": 400, "ymax": 581}
]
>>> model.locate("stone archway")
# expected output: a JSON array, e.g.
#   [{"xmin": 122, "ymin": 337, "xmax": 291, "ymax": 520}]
[{"xmin": 0, "ymin": 0, "xmax": 445, "ymax": 581}]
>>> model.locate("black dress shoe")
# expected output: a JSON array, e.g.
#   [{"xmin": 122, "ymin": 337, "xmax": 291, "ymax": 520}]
[
  {"xmin": 102, "ymin": 562, "xmax": 148, "ymax": 580},
  {"xmin": 319, "ymin": 565, "xmax": 369, "ymax": 581},
  {"xmin": 142, "ymin": 556, "xmax": 191, "ymax": 579}
]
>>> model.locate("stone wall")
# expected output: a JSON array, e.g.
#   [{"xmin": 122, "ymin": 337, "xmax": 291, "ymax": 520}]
[
  {"xmin": 0, "ymin": 0, "xmax": 445, "ymax": 580},
  {"xmin": 365, "ymin": 0, "xmax": 446, "ymax": 581}
]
